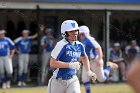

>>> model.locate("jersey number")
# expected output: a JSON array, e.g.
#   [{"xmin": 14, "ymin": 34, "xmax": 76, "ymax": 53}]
[{"xmin": 0, "ymin": 44, "xmax": 4, "ymax": 49}]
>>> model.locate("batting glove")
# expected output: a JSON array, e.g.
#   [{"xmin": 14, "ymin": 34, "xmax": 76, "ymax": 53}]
[
  {"xmin": 87, "ymin": 70, "xmax": 97, "ymax": 82},
  {"xmin": 69, "ymin": 62, "xmax": 81, "ymax": 70}
]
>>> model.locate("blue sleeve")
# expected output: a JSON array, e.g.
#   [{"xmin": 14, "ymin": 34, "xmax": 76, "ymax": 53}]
[
  {"xmin": 7, "ymin": 39, "xmax": 15, "ymax": 49},
  {"xmin": 56, "ymin": 46, "xmax": 66, "ymax": 60},
  {"xmin": 29, "ymin": 38, "xmax": 32, "ymax": 42},
  {"xmin": 81, "ymin": 44, "xmax": 86, "ymax": 57},
  {"xmin": 110, "ymin": 51, "xmax": 114, "ymax": 58},
  {"xmin": 28, "ymin": 37, "xmax": 33, "ymax": 42},
  {"xmin": 51, "ymin": 42, "xmax": 66, "ymax": 60},
  {"xmin": 87, "ymin": 39, "xmax": 95, "ymax": 48}
]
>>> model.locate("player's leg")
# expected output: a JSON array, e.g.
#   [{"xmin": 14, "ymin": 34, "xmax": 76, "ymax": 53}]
[
  {"xmin": 0, "ymin": 58, "xmax": 6, "ymax": 89},
  {"xmin": 82, "ymin": 66, "xmax": 91, "ymax": 93},
  {"xmin": 104, "ymin": 61, "xmax": 118, "ymax": 79},
  {"xmin": 48, "ymin": 77, "xmax": 66, "ymax": 93},
  {"xmin": 18, "ymin": 54, "xmax": 24, "ymax": 86},
  {"xmin": 4, "ymin": 57, "xmax": 13, "ymax": 88},
  {"xmin": 91, "ymin": 59, "xmax": 107, "ymax": 82},
  {"xmin": 41, "ymin": 52, "xmax": 50, "ymax": 84},
  {"xmin": 91, "ymin": 59, "xmax": 118, "ymax": 82},
  {"xmin": 118, "ymin": 62, "xmax": 126, "ymax": 81},
  {"xmin": 127, "ymin": 59, "xmax": 140, "ymax": 93},
  {"xmin": 66, "ymin": 76, "xmax": 81, "ymax": 93},
  {"xmin": 22, "ymin": 54, "xmax": 29, "ymax": 86}
]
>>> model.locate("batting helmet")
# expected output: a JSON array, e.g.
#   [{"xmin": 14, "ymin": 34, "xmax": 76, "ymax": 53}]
[
  {"xmin": 79, "ymin": 26, "xmax": 90, "ymax": 37},
  {"xmin": 61, "ymin": 20, "xmax": 79, "ymax": 35}
]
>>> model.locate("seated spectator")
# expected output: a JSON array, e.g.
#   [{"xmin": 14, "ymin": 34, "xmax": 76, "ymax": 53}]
[
  {"xmin": 110, "ymin": 43, "xmax": 126, "ymax": 81},
  {"xmin": 125, "ymin": 40, "xmax": 140, "ymax": 69}
]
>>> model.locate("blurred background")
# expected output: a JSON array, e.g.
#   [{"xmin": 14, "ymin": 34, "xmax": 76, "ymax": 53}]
[{"xmin": 0, "ymin": 0, "xmax": 140, "ymax": 92}]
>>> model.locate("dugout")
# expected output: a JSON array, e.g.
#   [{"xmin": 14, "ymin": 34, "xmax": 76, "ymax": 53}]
[{"xmin": 0, "ymin": 0, "xmax": 140, "ymax": 84}]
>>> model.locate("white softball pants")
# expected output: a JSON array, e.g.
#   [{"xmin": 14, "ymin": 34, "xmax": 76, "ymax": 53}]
[
  {"xmin": 18, "ymin": 54, "xmax": 29, "ymax": 75},
  {"xmin": 48, "ymin": 75, "xmax": 81, "ymax": 93},
  {"xmin": 41, "ymin": 52, "xmax": 51, "ymax": 83},
  {"xmin": 82, "ymin": 59, "xmax": 106, "ymax": 83},
  {"xmin": 0, "ymin": 56, "xmax": 13, "ymax": 76}
]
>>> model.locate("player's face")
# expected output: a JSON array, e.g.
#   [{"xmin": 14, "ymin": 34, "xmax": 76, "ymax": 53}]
[
  {"xmin": 79, "ymin": 33, "xmax": 85, "ymax": 40},
  {"xmin": 0, "ymin": 33, "xmax": 5, "ymax": 38},
  {"xmin": 45, "ymin": 31, "xmax": 52, "ymax": 36},
  {"xmin": 131, "ymin": 42, "xmax": 136, "ymax": 47},
  {"xmin": 22, "ymin": 32, "xmax": 29, "ymax": 37},
  {"xmin": 114, "ymin": 46, "xmax": 120, "ymax": 51},
  {"xmin": 67, "ymin": 30, "xmax": 78, "ymax": 41}
]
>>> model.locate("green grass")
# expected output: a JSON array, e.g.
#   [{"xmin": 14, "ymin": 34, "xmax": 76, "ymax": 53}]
[{"xmin": 0, "ymin": 83, "xmax": 134, "ymax": 93}]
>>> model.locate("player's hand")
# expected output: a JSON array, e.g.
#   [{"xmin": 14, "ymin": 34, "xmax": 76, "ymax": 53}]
[
  {"xmin": 9, "ymin": 55, "xmax": 14, "ymax": 58},
  {"xmin": 69, "ymin": 62, "xmax": 81, "ymax": 70},
  {"xmin": 87, "ymin": 70, "xmax": 97, "ymax": 82},
  {"xmin": 39, "ymin": 25, "xmax": 45, "ymax": 31}
]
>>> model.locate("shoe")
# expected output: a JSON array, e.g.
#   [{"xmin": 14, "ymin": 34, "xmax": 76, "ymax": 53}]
[
  {"xmin": 17, "ymin": 81, "xmax": 22, "ymax": 87},
  {"xmin": 6, "ymin": 81, "xmax": 11, "ymax": 89},
  {"xmin": 107, "ymin": 61, "xmax": 118, "ymax": 69},
  {"xmin": 2, "ymin": 83, "xmax": 7, "ymax": 89},
  {"xmin": 22, "ymin": 82, "xmax": 27, "ymax": 87}
]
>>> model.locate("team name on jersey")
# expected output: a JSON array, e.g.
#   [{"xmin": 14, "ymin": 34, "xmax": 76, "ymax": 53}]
[
  {"xmin": 0, "ymin": 42, "xmax": 8, "ymax": 48},
  {"xmin": 21, "ymin": 41, "xmax": 29, "ymax": 45},
  {"xmin": 66, "ymin": 51, "xmax": 81, "ymax": 57}
]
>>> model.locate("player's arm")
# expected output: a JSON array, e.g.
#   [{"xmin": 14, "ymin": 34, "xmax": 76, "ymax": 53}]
[
  {"xmin": 50, "ymin": 42, "xmax": 68, "ymax": 69},
  {"xmin": 32, "ymin": 25, "xmax": 45, "ymax": 39},
  {"xmin": 125, "ymin": 46, "xmax": 129, "ymax": 55},
  {"xmin": 80, "ymin": 44, "xmax": 97, "ymax": 81},
  {"xmin": 13, "ymin": 37, "xmax": 21, "ymax": 54},
  {"xmin": 31, "ymin": 33, "xmax": 38, "ymax": 39},
  {"xmin": 96, "ymin": 46, "xmax": 103, "ymax": 61},
  {"xmin": 10, "ymin": 49, "xmax": 15, "ymax": 58},
  {"xmin": 50, "ymin": 58, "xmax": 69, "ymax": 68},
  {"xmin": 50, "ymin": 58, "xmax": 80, "ymax": 70},
  {"xmin": 109, "ymin": 49, "xmax": 114, "ymax": 61},
  {"xmin": 81, "ymin": 54, "xmax": 90, "ymax": 71},
  {"xmin": 91, "ymin": 40, "xmax": 103, "ymax": 62},
  {"xmin": 50, "ymin": 42, "xmax": 80, "ymax": 69},
  {"xmin": 40, "ymin": 37, "xmax": 47, "ymax": 48},
  {"xmin": 81, "ymin": 54, "xmax": 97, "ymax": 81},
  {"xmin": 136, "ymin": 46, "xmax": 140, "ymax": 53},
  {"xmin": 8, "ymin": 38, "xmax": 16, "ymax": 58}
]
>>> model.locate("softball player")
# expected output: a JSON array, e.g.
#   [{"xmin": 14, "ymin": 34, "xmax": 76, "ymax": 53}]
[
  {"xmin": 14, "ymin": 30, "xmax": 38, "ymax": 87},
  {"xmin": 0, "ymin": 30, "xmax": 15, "ymax": 89},
  {"xmin": 79, "ymin": 26, "xmax": 118, "ymax": 93},
  {"xmin": 48, "ymin": 20, "xmax": 96, "ymax": 93},
  {"xmin": 41, "ymin": 28, "xmax": 54, "ymax": 84}
]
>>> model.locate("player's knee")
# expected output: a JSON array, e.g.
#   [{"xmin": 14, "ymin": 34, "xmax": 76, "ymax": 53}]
[
  {"xmin": 0, "ymin": 74, "xmax": 5, "ymax": 78},
  {"xmin": 7, "ymin": 70, "xmax": 13, "ymax": 75},
  {"xmin": 97, "ymin": 77, "xmax": 106, "ymax": 82},
  {"xmin": 7, "ymin": 73, "xmax": 12, "ymax": 78},
  {"xmin": 24, "ymin": 71, "xmax": 27, "ymax": 74},
  {"xmin": 82, "ymin": 78, "xmax": 90, "ymax": 83}
]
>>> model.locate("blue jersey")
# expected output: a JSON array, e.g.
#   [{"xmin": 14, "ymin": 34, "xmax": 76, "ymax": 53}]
[
  {"xmin": 41, "ymin": 35, "xmax": 54, "ymax": 52},
  {"xmin": 51, "ymin": 39, "xmax": 85, "ymax": 79},
  {"xmin": 80, "ymin": 36, "xmax": 100, "ymax": 60},
  {"xmin": 14, "ymin": 37, "xmax": 32, "ymax": 53},
  {"xmin": 0, "ymin": 37, "xmax": 15, "ymax": 56},
  {"xmin": 110, "ymin": 49, "xmax": 122, "ymax": 59}
]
